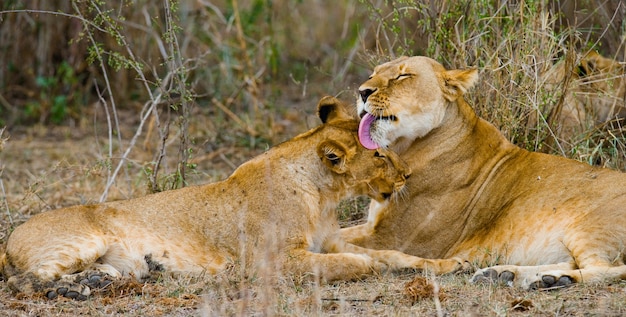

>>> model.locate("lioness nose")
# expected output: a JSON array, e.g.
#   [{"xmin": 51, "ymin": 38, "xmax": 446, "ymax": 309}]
[{"xmin": 359, "ymin": 88, "xmax": 377, "ymax": 102}]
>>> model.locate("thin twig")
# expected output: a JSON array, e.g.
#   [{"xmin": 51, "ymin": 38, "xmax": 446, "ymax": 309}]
[
  {"xmin": 164, "ymin": 0, "xmax": 191, "ymax": 188},
  {"xmin": 0, "ymin": 93, "xmax": 14, "ymax": 114},
  {"xmin": 0, "ymin": 9, "xmax": 107, "ymax": 32},
  {"xmin": 93, "ymin": 80, "xmax": 113, "ymax": 188},
  {"xmin": 0, "ymin": 171, "xmax": 13, "ymax": 226},
  {"xmin": 72, "ymin": 1, "xmax": 130, "ymax": 200},
  {"xmin": 149, "ymin": 103, "xmax": 169, "ymax": 193},
  {"xmin": 211, "ymin": 97, "xmax": 258, "ymax": 136},
  {"xmin": 231, "ymin": 0, "xmax": 261, "ymax": 113},
  {"xmin": 218, "ymin": 153, "xmax": 238, "ymax": 171},
  {"xmin": 139, "ymin": 6, "xmax": 169, "ymax": 193},
  {"xmin": 320, "ymin": 298, "xmax": 372, "ymax": 302},
  {"xmin": 74, "ymin": 1, "xmax": 185, "ymax": 200},
  {"xmin": 100, "ymin": 98, "xmax": 161, "ymax": 202},
  {"xmin": 0, "ymin": 127, "xmax": 11, "ymax": 225}
]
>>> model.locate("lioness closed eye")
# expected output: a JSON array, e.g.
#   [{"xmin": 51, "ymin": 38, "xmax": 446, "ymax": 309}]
[
  {"xmin": 342, "ymin": 55, "xmax": 626, "ymax": 290},
  {"xmin": 0, "ymin": 96, "xmax": 466, "ymax": 300}
]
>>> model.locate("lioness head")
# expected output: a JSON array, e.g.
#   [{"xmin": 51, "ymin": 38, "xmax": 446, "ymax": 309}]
[
  {"xmin": 315, "ymin": 96, "xmax": 411, "ymax": 201},
  {"xmin": 356, "ymin": 56, "xmax": 478, "ymax": 150},
  {"xmin": 574, "ymin": 51, "xmax": 626, "ymax": 122},
  {"xmin": 576, "ymin": 51, "xmax": 625, "ymax": 81}
]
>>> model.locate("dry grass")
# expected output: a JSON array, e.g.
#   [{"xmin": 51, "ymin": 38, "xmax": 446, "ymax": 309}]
[{"xmin": 1, "ymin": 0, "xmax": 626, "ymax": 316}]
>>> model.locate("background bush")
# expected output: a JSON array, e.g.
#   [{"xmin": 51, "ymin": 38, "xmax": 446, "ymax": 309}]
[{"xmin": 0, "ymin": 0, "xmax": 624, "ymax": 191}]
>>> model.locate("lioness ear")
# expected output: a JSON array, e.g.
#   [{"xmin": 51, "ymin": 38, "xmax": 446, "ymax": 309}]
[
  {"xmin": 440, "ymin": 68, "xmax": 478, "ymax": 101},
  {"xmin": 317, "ymin": 140, "xmax": 348, "ymax": 174},
  {"xmin": 317, "ymin": 96, "xmax": 354, "ymax": 124}
]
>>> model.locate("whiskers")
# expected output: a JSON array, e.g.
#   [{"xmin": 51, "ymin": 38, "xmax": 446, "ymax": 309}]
[
  {"xmin": 365, "ymin": 181, "xmax": 376, "ymax": 195},
  {"xmin": 393, "ymin": 184, "xmax": 410, "ymax": 204},
  {"xmin": 363, "ymin": 177, "xmax": 410, "ymax": 204}
]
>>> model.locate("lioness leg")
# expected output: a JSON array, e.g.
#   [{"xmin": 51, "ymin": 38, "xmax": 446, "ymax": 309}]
[
  {"xmin": 340, "ymin": 202, "xmax": 388, "ymax": 249},
  {"xmin": 5, "ymin": 232, "xmax": 153, "ymax": 298},
  {"xmin": 324, "ymin": 233, "xmax": 468, "ymax": 275},
  {"xmin": 4, "ymin": 234, "xmax": 111, "ymax": 287},
  {"xmin": 285, "ymin": 249, "xmax": 386, "ymax": 282},
  {"xmin": 332, "ymin": 240, "xmax": 469, "ymax": 275},
  {"xmin": 8, "ymin": 256, "xmax": 160, "ymax": 300},
  {"xmin": 473, "ymin": 214, "xmax": 626, "ymax": 290},
  {"xmin": 340, "ymin": 224, "xmax": 378, "ymax": 247},
  {"xmin": 6, "ymin": 256, "xmax": 123, "ymax": 299}
]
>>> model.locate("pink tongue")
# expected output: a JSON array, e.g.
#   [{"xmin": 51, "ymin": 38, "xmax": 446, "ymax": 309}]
[{"xmin": 358, "ymin": 113, "xmax": 379, "ymax": 150}]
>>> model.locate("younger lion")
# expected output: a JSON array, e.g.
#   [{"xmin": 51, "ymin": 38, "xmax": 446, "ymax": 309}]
[
  {"xmin": 542, "ymin": 51, "xmax": 626, "ymax": 139},
  {"xmin": 0, "ymin": 96, "xmax": 465, "ymax": 300},
  {"xmin": 343, "ymin": 56, "xmax": 626, "ymax": 290}
]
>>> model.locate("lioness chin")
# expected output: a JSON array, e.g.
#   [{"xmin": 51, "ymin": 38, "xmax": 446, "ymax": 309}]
[
  {"xmin": 0, "ymin": 96, "xmax": 465, "ymax": 300},
  {"xmin": 341, "ymin": 55, "xmax": 626, "ymax": 290}
]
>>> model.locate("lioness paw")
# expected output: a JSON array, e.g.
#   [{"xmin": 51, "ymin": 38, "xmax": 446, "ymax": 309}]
[
  {"xmin": 526, "ymin": 274, "xmax": 573, "ymax": 290},
  {"xmin": 451, "ymin": 257, "xmax": 473, "ymax": 273},
  {"xmin": 47, "ymin": 271, "xmax": 115, "ymax": 300},
  {"xmin": 46, "ymin": 283, "xmax": 90, "ymax": 300},
  {"xmin": 428, "ymin": 257, "xmax": 471, "ymax": 275},
  {"xmin": 471, "ymin": 267, "xmax": 516, "ymax": 287},
  {"xmin": 471, "ymin": 266, "xmax": 574, "ymax": 290},
  {"xmin": 369, "ymin": 258, "xmax": 390, "ymax": 273}
]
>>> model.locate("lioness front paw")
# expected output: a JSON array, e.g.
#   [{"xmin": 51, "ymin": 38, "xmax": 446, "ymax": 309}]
[
  {"xmin": 427, "ymin": 257, "xmax": 472, "ymax": 275},
  {"xmin": 371, "ymin": 259, "xmax": 390, "ymax": 273},
  {"xmin": 453, "ymin": 257, "xmax": 473, "ymax": 273}
]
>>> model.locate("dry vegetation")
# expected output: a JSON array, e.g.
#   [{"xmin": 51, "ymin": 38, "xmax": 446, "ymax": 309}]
[{"xmin": 1, "ymin": 0, "xmax": 626, "ymax": 315}]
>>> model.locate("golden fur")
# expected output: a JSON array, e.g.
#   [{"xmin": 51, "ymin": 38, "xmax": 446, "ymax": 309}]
[
  {"xmin": 0, "ymin": 96, "xmax": 465, "ymax": 300},
  {"xmin": 542, "ymin": 51, "xmax": 625, "ymax": 138},
  {"xmin": 343, "ymin": 56, "xmax": 626, "ymax": 289}
]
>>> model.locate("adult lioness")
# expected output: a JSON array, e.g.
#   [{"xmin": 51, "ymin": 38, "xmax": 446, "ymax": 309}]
[
  {"xmin": 0, "ymin": 96, "xmax": 465, "ymax": 300},
  {"xmin": 342, "ymin": 56, "xmax": 626, "ymax": 290}
]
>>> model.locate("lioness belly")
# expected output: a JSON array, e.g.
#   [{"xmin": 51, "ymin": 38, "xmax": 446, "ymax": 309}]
[{"xmin": 452, "ymin": 227, "xmax": 573, "ymax": 267}]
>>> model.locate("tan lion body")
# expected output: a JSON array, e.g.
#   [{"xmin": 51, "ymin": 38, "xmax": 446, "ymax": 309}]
[
  {"xmin": 1, "ymin": 97, "xmax": 464, "ymax": 299},
  {"xmin": 343, "ymin": 56, "xmax": 626, "ymax": 289}
]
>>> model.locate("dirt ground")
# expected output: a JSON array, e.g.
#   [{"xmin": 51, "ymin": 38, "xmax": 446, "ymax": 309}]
[{"xmin": 2, "ymin": 111, "xmax": 626, "ymax": 316}]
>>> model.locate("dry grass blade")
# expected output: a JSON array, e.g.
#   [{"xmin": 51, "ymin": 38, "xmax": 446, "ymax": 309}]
[
  {"xmin": 510, "ymin": 298, "xmax": 534, "ymax": 311},
  {"xmin": 0, "ymin": 127, "xmax": 7, "ymax": 152},
  {"xmin": 211, "ymin": 97, "xmax": 258, "ymax": 137}
]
